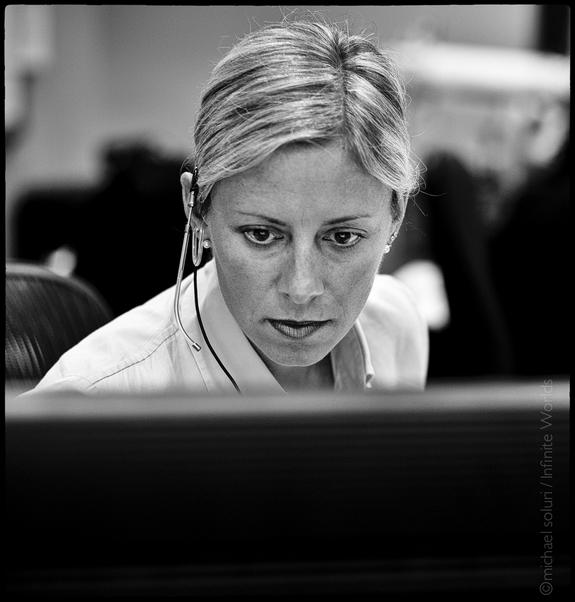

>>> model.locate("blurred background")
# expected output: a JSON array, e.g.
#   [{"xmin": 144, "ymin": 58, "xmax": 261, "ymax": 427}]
[{"xmin": 5, "ymin": 5, "xmax": 570, "ymax": 384}]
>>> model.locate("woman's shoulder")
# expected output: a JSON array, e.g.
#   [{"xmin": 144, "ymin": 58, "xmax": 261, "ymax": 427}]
[
  {"xmin": 29, "ymin": 282, "xmax": 200, "ymax": 395},
  {"xmin": 363, "ymin": 274, "xmax": 426, "ymax": 329},
  {"xmin": 359, "ymin": 274, "xmax": 429, "ymax": 389}
]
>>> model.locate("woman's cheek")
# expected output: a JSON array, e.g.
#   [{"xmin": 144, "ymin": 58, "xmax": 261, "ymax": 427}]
[
  {"xmin": 335, "ymin": 255, "xmax": 380, "ymax": 318},
  {"xmin": 214, "ymin": 243, "xmax": 273, "ymax": 312}
]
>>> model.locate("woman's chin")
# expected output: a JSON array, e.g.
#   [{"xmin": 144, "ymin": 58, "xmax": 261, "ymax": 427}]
[{"xmin": 249, "ymin": 338, "xmax": 330, "ymax": 369}]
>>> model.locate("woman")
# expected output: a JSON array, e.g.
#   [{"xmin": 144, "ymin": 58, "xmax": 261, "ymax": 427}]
[{"xmin": 30, "ymin": 20, "xmax": 428, "ymax": 395}]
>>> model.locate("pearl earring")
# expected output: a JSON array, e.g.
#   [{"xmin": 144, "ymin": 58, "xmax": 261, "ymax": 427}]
[
  {"xmin": 383, "ymin": 232, "xmax": 398, "ymax": 255},
  {"xmin": 202, "ymin": 239, "xmax": 211, "ymax": 249}
]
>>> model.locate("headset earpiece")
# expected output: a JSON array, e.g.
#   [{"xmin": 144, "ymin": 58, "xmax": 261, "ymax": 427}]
[
  {"xmin": 191, "ymin": 224, "xmax": 205, "ymax": 267},
  {"xmin": 180, "ymin": 167, "xmax": 200, "ymax": 220}
]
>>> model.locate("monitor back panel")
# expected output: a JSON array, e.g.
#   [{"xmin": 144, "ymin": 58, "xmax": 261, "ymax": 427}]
[{"xmin": 6, "ymin": 381, "xmax": 570, "ymax": 597}]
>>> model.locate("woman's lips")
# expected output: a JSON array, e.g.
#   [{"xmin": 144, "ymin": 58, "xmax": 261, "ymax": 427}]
[{"xmin": 268, "ymin": 319, "xmax": 329, "ymax": 339}]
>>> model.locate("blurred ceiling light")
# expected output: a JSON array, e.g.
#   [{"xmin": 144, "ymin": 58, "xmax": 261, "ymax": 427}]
[{"xmin": 396, "ymin": 41, "xmax": 570, "ymax": 100}]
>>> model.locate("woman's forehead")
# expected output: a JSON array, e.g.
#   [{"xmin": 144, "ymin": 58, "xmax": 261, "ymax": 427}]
[{"xmin": 212, "ymin": 143, "xmax": 392, "ymax": 215}]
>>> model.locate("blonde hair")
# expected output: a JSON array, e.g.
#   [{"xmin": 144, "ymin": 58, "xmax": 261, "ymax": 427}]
[{"xmin": 192, "ymin": 20, "xmax": 416, "ymax": 220}]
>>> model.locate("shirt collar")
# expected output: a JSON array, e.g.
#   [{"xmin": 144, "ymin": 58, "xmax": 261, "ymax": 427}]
[{"xmin": 330, "ymin": 320, "xmax": 375, "ymax": 391}]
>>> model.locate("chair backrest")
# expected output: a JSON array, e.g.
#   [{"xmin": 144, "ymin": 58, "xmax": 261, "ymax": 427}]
[{"xmin": 5, "ymin": 262, "xmax": 113, "ymax": 386}]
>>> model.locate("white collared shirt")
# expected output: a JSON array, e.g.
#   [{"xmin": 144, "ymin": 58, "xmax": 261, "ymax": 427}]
[{"xmin": 29, "ymin": 261, "xmax": 428, "ymax": 395}]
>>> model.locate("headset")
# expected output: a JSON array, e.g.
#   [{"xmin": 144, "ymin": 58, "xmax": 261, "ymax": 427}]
[{"xmin": 173, "ymin": 166, "xmax": 241, "ymax": 393}]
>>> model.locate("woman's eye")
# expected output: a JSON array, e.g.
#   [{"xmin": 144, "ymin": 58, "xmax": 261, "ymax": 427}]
[
  {"xmin": 243, "ymin": 228, "xmax": 281, "ymax": 246},
  {"xmin": 326, "ymin": 231, "xmax": 362, "ymax": 247}
]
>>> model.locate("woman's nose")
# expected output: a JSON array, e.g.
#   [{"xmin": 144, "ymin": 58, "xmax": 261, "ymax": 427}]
[{"xmin": 277, "ymin": 245, "xmax": 325, "ymax": 305}]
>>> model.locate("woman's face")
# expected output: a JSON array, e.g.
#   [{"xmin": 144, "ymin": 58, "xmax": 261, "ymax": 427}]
[{"xmin": 205, "ymin": 142, "xmax": 397, "ymax": 368}]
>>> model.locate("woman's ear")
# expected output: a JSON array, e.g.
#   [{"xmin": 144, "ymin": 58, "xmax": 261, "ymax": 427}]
[
  {"xmin": 180, "ymin": 172, "xmax": 209, "ymax": 236},
  {"xmin": 392, "ymin": 190, "xmax": 407, "ymax": 227}
]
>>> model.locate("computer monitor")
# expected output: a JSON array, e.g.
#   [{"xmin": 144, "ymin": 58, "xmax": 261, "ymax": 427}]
[{"xmin": 6, "ymin": 380, "xmax": 570, "ymax": 598}]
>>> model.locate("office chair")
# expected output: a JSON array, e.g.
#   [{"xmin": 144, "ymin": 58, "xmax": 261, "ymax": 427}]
[{"xmin": 5, "ymin": 262, "xmax": 113, "ymax": 386}]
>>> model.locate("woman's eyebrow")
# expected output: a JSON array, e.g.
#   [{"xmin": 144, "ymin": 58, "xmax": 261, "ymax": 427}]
[
  {"xmin": 235, "ymin": 212, "xmax": 373, "ymax": 226},
  {"xmin": 235, "ymin": 212, "xmax": 287, "ymax": 226},
  {"xmin": 324, "ymin": 214, "xmax": 373, "ymax": 225}
]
